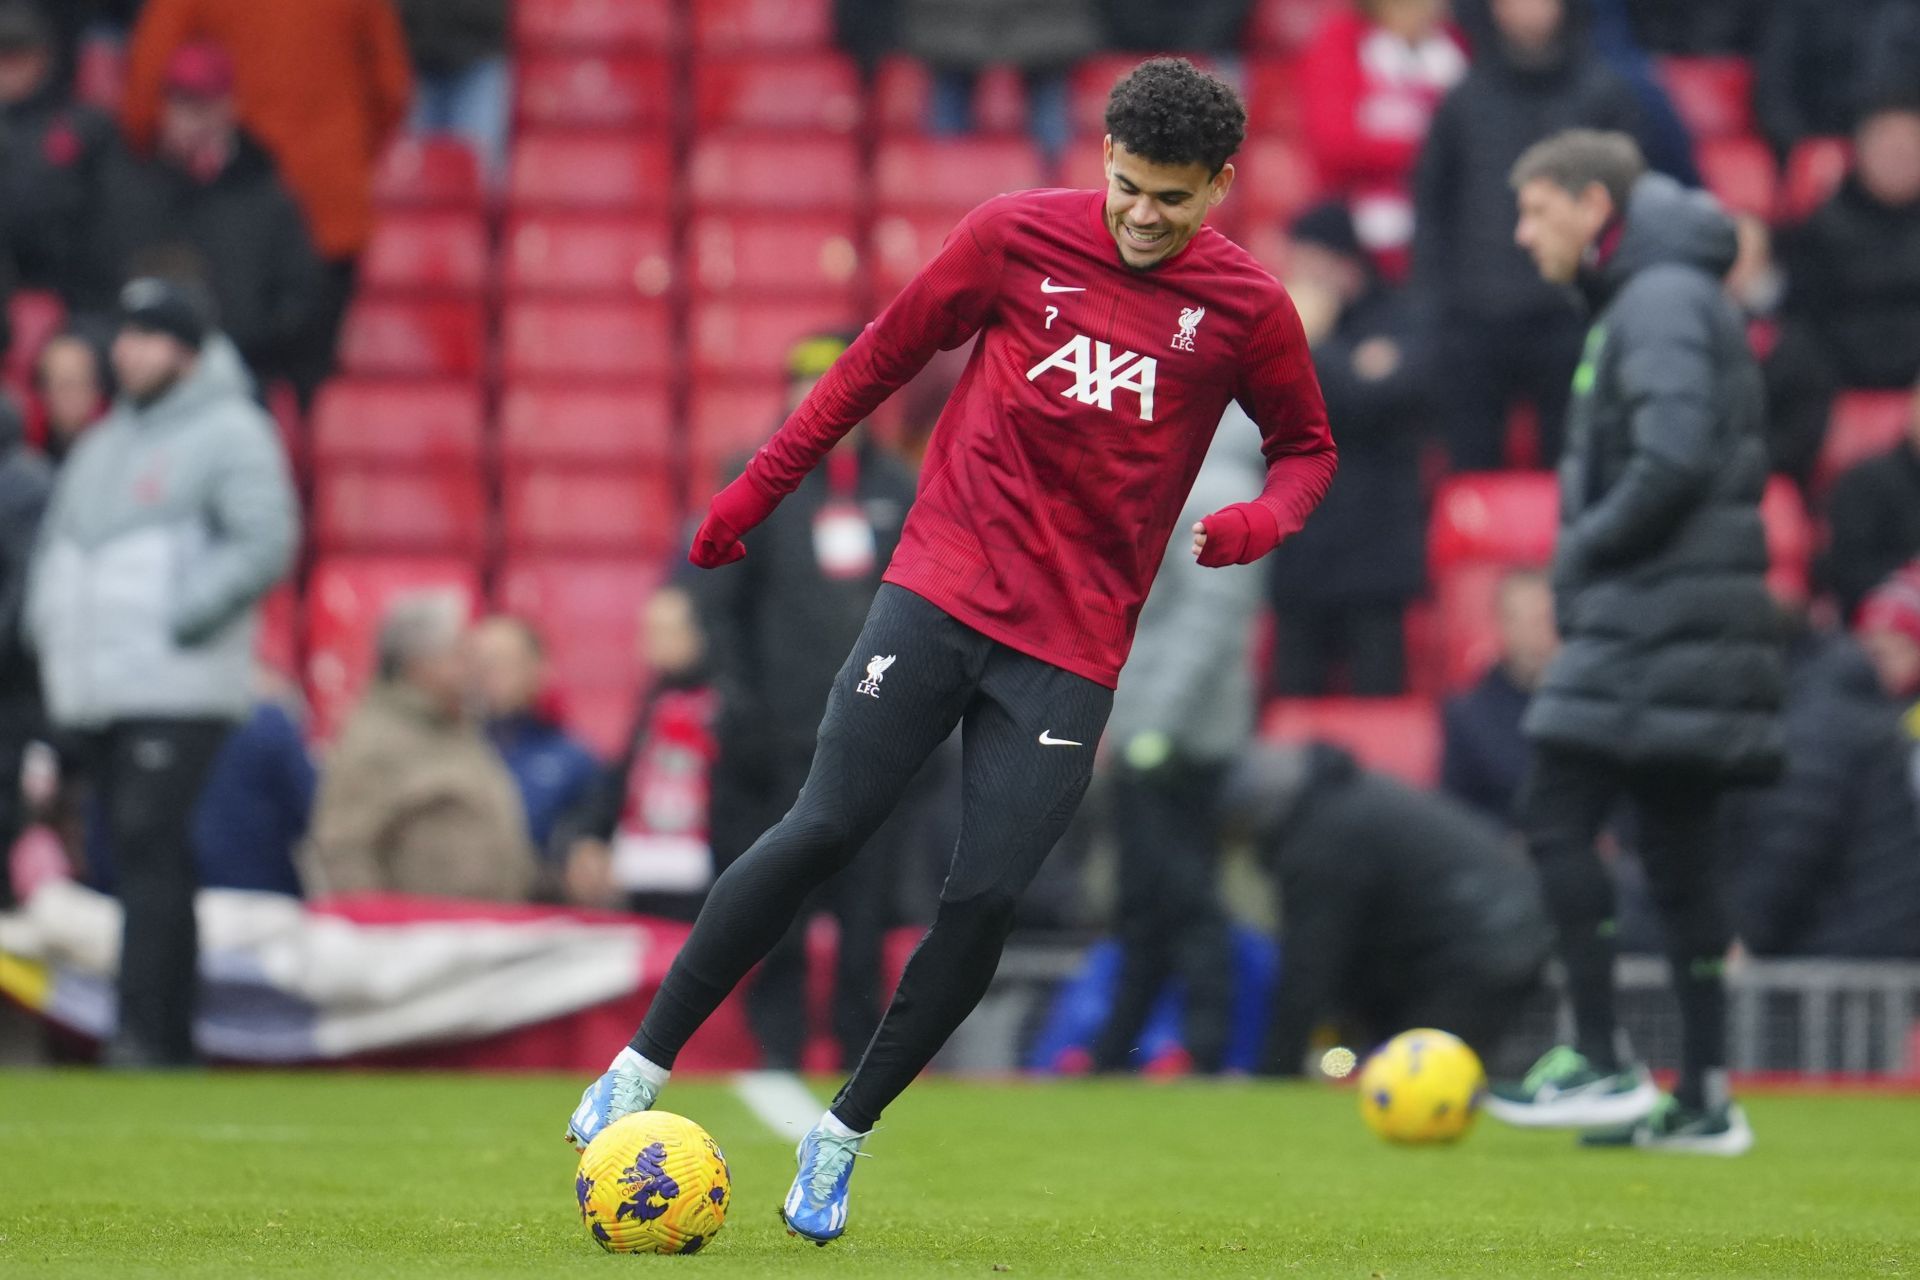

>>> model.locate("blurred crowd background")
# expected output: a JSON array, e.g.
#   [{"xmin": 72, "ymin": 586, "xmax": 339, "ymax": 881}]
[{"xmin": 2, "ymin": 0, "xmax": 1919, "ymax": 1073}]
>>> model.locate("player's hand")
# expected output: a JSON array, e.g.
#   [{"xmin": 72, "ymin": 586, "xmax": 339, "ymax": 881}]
[
  {"xmin": 689, "ymin": 473, "xmax": 779, "ymax": 569},
  {"xmin": 1195, "ymin": 502, "xmax": 1281, "ymax": 567}
]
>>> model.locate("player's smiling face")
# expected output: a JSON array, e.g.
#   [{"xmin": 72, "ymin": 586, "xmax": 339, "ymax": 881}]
[{"xmin": 1101, "ymin": 137, "xmax": 1233, "ymax": 270}]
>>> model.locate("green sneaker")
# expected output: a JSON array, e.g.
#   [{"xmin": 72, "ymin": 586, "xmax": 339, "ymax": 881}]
[
  {"xmin": 1483, "ymin": 1046, "xmax": 1660, "ymax": 1129},
  {"xmin": 1580, "ymin": 1093, "xmax": 1754, "ymax": 1156}
]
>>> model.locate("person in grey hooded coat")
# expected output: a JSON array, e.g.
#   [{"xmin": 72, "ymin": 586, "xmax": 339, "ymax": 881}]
[
  {"xmin": 1486, "ymin": 132, "xmax": 1782, "ymax": 1154},
  {"xmin": 1089, "ymin": 411, "xmax": 1266, "ymax": 1076},
  {"xmin": 26, "ymin": 277, "xmax": 298, "ymax": 1066}
]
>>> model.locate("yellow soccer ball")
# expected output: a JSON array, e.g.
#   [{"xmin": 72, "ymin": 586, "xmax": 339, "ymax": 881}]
[
  {"xmin": 576, "ymin": 1112, "xmax": 732, "ymax": 1254},
  {"xmin": 1356, "ymin": 1028, "xmax": 1486, "ymax": 1144}
]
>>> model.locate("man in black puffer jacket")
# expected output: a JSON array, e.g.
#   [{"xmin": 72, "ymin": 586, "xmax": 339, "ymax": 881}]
[
  {"xmin": 1487, "ymin": 131, "xmax": 1784, "ymax": 1155},
  {"xmin": 1721, "ymin": 628, "xmax": 1920, "ymax": 959}
]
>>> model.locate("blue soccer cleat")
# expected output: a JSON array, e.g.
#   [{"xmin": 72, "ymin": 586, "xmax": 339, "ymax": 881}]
[
  {"xmin": 565, "ymin": 1048, "xmax": 661, "ymax": 1152},
  {"xmin": 779, "ymin": 1121, "xmax": 872, "ymax": 1245}
]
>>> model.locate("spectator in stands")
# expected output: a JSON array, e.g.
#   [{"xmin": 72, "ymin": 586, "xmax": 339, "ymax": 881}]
[
  {"xmin": 1267, "ymin": 202, "xmax": 1427, "ymax": 696},
  {"xmin": 122, "ymin": 0, "xmax": 412, "ymax": 401},
  {"xmin": 1298, "ymin": 0, "xmax": 1467, "ymax": 279},
  {"xmin": 394, "ymin": 0, "xmax": 508, "ymax": 183},
  {"xmin": 1441, "ymin": 568, "xmax": 1558, "ymax": 823},
  {"xmin": 32, "ymin": 326, "xmax": 112, "ymax": 462},
  {"xmin": 1585, "ymin": 0, "xmax": 1700, "ymax": 187},
  {"xmin": 470, "ymin": 614, "xmax": 600, "ymax": 859},
  {"xmin": 1721, "ymin": 621, "xmax": 1920, "ymax": 959},
  {"xmin": 1090, "ymin": 419, "xmax": 1266, "ymax": 1078},
  {"xmin": 1098, "ymin": 0, "xmax": 1251, "ymax": 58},
  {"xmin": 1825, "ymin": 376, "xmax": 1920, "ymax": 620},
  {"xmin": 26, "ymin": 277, "xmax": 299, "ymax": 1067},
  {"xmin": 695, "ymin": 330, "xmax": 917, "ymax": 1071},
  {"xmin": 1754, "ymin": 0, "xmax": 1914, "ymax": 157},
  {"xmin": 66, "ymin": 40, "xmax": 324, "ymax": 391},
  {"xmin": 1228, "ymin": 743, "xmax": 1553, "ymax": 1076},
  {"xmin": 903, "ymin": 0, "xmax": 1100, "ymax": 165},
  {"xmin": 1858, "ymin": 563, "xmax": 1920, "ymax": 713},
  {"xmin": 1411, "ymin": 0, "xmax": 1646, "ymax": 470},
  {"xmin": 0, "ymin": 0, "xmax": 114, "ymax": 291},
  {"xmin": 190, "ymin": 667, "xmax": 314, "ymax": 898},
  {"xmin": 0, "ymin": 390, "xmax": 50, "ymax": 913},
  {"xmin": 301, "ymin": 590, "xmax": 535, "ymax": 903},
  {"xmin": 1767, "ymin": 100, "xmax": 1920, "ymax": 488},
  {"xmin": 554, "ymin": 585, "xmax": 718, "ymax": 919}
]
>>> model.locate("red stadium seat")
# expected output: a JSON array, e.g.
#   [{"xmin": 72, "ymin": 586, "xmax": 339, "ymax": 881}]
[
  {"xmin": 1428, "ymin": 471, "xmax": 1560, "ymax": 572},
  {"xmin": 502, "ymin": 468, "xmax": 679, "ymax": 556},
  {"xmin": 1244, "ymin": 56, "xmax": 1305, "ymax": 138},
  {"xmin": 509, "ymin": 134, "xmax": 671, "ymax": 211},
  {"xmin": 690, "ymin": 0, "xmax": 832, "ymax": 52},
  {"xmin": 337, "ymin": 299, "xmax": 485, "ymax": 378},
  {"xmin": 255, "ymin": 584, "xmax": 300, "ymax": 678},
  {"xmin": 1431, "ymin": 562, "xmax": 1513, "ymax": 693},
  {"xmin": 499, "ymin": 299, "xmax": 674, "ymax": 380},
  {"xmin": 1760, "ymin": 476, "xmax": 1813, "ymax": 601},
  {"xmin": 515, "ymin": 53, "xmax": 672, "ymax": 129},
  {"xmin": 495, "ymin": 558, "xmax": 662, "ymax": 755},
  {"xmin": 873, "ymin": 136, "xmax": 1047, "ymax": 214},
  {"xmin": 870, "ymin": 209, "xmax": 962, "ymax": 296},
  {"xmin": 1818, "ymin": 389, "xmax": 1913, "ymax": 493},
  {"xmin": 688, "ymin": 211, "xmax": 861, "ymax": 296},
  {"xmin": 1656, "ymin": 56, "xmax": 1756, "ymax": 142},
  {"xmin": 515, "ymin": 0, "xmax": 675, "ymax": 50},
  {"xmin": 358, "ymin": 211, "xmax": 488, "ymax": 296},
  {"xmin": 1696, "ymin": 135, "xmax": 1777, "ymax": 221},
  {"xmin": 687, "ymin": 132, "xmax": 862, "ymax": 212},
  {"xmin": 372, "ymin": 138, "xmax": 482, "ymax": 211},
  {"xmin": 1234, "ymin": 135, "xmax": 1323, "ymax": 223},
  {"xmin": 304, "ymin": 557, "xmax": 481, "ymax": 739},
  {"xmin": 693, "ymin": 53, "xmax": 862, "ymax": 133},
  {"xmin": 311, "ymin": 469, "xmax": 489, "ymax": 557},
  {"xmin": 1260, "ymin": 696, "xmax": 1442, "ymax": 786},
  {"xmin": 1781, "ymin": 136, "xmax": 1850, "ymax": 222},
  {"xmin": 498, "ymin": 382, "xmax": 674, "ymax": 467},
  {"xmin": 74, "ymin": 33, "xmax": 125, "ymax": 110},
  {"xmin": 1069, "ymin": 56, "xmax": 1145, "ymax": 138},
  {"xmin": 501, "ymin": 213, "xmax": 674, "ymax": 297},
  {"xmin": 689, "ymin": 297, "xmax": 859, "ymax": 380},
  {"xmin": 1247, "ymin": 0, "xmax": 1348, "ymax": 53},
  {"xmin": 311, "ymin": 379, "xmax": 485, "ymax": 468},
  {"xmin": 871, "ymin": 56, "xmax": 932, "ymax": 135},
  {"xmin": 687, "ymin": 379, "xmax": 788, "ymax": 496}
]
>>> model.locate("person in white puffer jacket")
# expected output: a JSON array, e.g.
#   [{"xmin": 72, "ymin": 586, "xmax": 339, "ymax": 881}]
[{"xmin": 26, "ymin": 276, "xmax": 297, "ymax": 1068}]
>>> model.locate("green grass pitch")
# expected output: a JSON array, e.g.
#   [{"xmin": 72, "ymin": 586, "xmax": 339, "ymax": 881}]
[{"xmin": 2, "ymin": 1072, "xmax": 1915, "ymax": 1278}]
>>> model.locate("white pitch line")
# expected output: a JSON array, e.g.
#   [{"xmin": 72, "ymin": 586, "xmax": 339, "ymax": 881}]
[{"xmin": 732, "ymin": 1070, "xmax": 822, "ymax": 1141}]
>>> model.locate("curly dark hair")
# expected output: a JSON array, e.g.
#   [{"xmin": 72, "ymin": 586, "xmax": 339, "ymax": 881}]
[{"xmin": 1104, "ymin": 57, "xmax": 1247, "ymax": 176}]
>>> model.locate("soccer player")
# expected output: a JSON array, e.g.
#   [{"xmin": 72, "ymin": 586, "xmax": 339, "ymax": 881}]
[{"xmin": 565, "ymin": 58, "xmax": 1337, "ymax": 1238}]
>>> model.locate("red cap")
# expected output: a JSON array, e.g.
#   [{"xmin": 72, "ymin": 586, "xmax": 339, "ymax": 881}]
[
  {"xmin": 1859, "ymin": 562, "xmax": 1920, "ymax": 651},
  {"xmin": 164, "ymin": 40, "xmax": 234, "ymax": 99}
]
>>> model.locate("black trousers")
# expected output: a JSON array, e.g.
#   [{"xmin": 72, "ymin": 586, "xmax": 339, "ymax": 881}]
[
  {"xmin": 1273, "ymin": 601, "xmax": 1408, "ymax": 697},
  {"xmin": 85, "ymin": 719, "xmax": 230, "ymax": 1065},
  {"xmin": 1516, "ymin": 744, "xmax": 1731, "ymax": 1088},
  {"xmin": 635, "ymin": 585, "xmax": 1113, "ymax": 1129},
  {"xmin": 1435, "ymin": 309, "xmax": 1585, "ymax": 471},
  {"xmin": 1091, "ymin": 760, "xmax": 1233, "ymax": 1073}
]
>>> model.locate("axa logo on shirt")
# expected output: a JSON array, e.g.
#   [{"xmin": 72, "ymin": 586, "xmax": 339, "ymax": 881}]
[{"xmin": 1025, "ymin": 334, "xmax": 1157, "ymax": 421}]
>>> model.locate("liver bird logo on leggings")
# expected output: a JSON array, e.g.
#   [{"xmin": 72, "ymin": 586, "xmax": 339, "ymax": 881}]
[{"xmin": 856, "ymin": 654, "xmax": 896, "ymax": 698}]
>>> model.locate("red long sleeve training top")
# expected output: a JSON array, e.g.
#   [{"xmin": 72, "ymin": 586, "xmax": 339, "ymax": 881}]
[{"xmin": 737, "ymin": 188, "xmax": 1337, "ymax": 688}]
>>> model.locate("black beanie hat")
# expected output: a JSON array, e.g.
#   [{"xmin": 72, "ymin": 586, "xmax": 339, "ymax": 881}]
[{"xmin": 117, "ymin": 277, "xmax": 212, "ymax": 351}]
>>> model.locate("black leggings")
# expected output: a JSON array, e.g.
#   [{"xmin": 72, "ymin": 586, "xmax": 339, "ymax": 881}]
[{"xmin": 634, "ymin": 585, "xmax": 1113, "ymax": 1129}]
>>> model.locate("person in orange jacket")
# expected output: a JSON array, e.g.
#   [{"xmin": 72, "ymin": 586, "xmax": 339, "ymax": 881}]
[{"xmin": 120, "ymin": 0, "xmax": 411, "ymax": 400}]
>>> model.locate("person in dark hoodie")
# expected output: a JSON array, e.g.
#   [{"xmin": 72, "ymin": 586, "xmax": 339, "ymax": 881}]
[
  {"xmin": 63, "ymin": 39, "xmax": 323, "ymax": 389},
  {"xmin": 1411, "ymin": 0, "xmax": 1646, "ymax": 471},
  {"xmin": 0, "ymin": 0, "xmax": 114, "ymax": 292},
  {"xmin": 1753, "ymin": 0, "xmax": 1918, "ymax": 158},
  {"xmin": 0, "ymin": 390, "xmax": 51, "ymax": 912},
  {"xmin": 1721, "ymin": 625, "xmax": 1920, "ymax": 960},
  {"xmin": 1266, "ymin": 201, "xmax": 1429, "ymax": 696},
  {"xmin": 1490, "ymin": 131, "xmax": 1782, "ymax": 1154},
  {"xmin": 1226, "ymin": 742, "xmax": 1553, "ymax": 1078}
]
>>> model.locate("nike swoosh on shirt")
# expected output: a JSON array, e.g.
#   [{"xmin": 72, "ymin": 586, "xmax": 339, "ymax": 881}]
[
  {"xmin": 1037, "ymin": 730, "xmax": 1083, "ymax": 747},
  {"xmin": 1039, "ymin": 278, "xmax": 1085, "ymax": 294}
]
